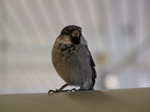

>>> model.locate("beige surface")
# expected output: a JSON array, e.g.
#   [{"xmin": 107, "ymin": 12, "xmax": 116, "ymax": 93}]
[{"xmin": 0, "ymin": 88, "xmax": 150, "ymax": 112}]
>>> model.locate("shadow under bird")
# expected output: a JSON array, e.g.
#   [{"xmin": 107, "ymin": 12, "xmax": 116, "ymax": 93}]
[{"xmin": 48, "ymin": 25, "xmax": 97, "ymax": 93}]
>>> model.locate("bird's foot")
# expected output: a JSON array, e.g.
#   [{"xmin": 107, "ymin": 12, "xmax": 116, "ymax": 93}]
[
  {"xmin": 69, "ymin": 88, "xmax": 78, "ymax": 92},
  {"xmin": 48, "ymin": 89, "xmax": 69, "ymax": 94},
  {"xmin": 48, "ymin": 88, "xmax": 79, "ymax": 94}
]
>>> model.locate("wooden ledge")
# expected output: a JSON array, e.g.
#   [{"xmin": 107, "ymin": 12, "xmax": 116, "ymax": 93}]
[{"xmin": 0, "ymin": 88, "xmax": 150, "ymax": 112}]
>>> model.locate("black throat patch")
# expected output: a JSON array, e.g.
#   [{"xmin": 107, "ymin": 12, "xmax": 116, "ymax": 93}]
[{"xmin": 71, "ymin": 36, "xmax": 80, "ymax": 45}]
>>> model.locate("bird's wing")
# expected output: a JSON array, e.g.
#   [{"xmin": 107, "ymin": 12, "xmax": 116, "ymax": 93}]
[{"xmin": 85, "ymin": 45, "xmax": 97, "ymax": 88}]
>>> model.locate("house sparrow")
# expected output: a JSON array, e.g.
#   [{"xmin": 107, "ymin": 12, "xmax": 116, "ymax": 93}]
[{"xmin": 48, "ymin": 25, "xmax": 96, "ymax": 93}]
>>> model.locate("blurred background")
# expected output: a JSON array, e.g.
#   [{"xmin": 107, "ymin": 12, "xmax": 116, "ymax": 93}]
[{"xmin": 0, "ymin": 0, "xmax": 150, "ymax": 94}]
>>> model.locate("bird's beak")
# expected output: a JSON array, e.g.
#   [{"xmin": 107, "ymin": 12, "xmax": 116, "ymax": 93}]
[{"xmin": 71, "ymin": 30, "xmax": 80, "ymax": 37}]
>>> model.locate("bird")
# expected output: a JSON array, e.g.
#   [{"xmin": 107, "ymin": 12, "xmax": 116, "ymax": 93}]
[{"xmin": 48, "ymin": 25, "xmax": 96, "ymax": 93}]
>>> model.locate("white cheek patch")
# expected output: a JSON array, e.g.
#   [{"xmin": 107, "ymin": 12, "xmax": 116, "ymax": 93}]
[{"xmin": 57, "ymin": 35, "xmax": 72, "ymax": 44}]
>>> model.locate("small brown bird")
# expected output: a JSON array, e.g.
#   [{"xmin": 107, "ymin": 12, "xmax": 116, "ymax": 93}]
[{"xmin": 49, "ymin": 25, "xmax": 96, "ymax": 93}]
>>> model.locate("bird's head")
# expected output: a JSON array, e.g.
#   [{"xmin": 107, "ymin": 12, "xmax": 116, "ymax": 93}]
[{"xmin": 58, "ymin": 25, "xmax": 83, "ymax": 45}]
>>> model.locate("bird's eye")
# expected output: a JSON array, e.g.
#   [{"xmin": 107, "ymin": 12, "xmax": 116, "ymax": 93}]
[
  {"xmin": 64, "ymin": 29, "xmax": 72, "ymax": 35},
  {"xmin": 64, "ymin": 31, "xmax": 70, "ymax": 35},
  {"xmin": 60, "ymin": 30, "xmax": 70, "ymax": 35}
]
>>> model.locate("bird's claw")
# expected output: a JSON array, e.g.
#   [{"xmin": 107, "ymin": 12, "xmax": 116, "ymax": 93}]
[
  {"xmin": 69, "ymin": 88, "xmax": 78, "ymax": 92},
  {"xmin": 48, "ymin": 89, "xmax": 64, "ymax": 94},
  {"xmin": 48, "ymin": 88, "xmax": 78, "ymax": 94},
  {"xmin": 48, "ymin": 89, "xmax": 70, "ymax": 94}
]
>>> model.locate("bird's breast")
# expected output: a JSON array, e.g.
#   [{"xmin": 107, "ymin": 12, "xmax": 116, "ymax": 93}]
[{"xmin": 52, "ymin": 43, "xmax": 84, "ymax": 85}]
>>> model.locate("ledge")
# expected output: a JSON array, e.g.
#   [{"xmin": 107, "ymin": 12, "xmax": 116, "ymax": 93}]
[{"xmin": 0, "ymin": 88, "xmax": 150, "ymax": 112}]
